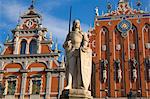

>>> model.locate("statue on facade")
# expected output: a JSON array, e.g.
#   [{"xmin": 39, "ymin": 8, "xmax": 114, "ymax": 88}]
[
  {"xmin": 130, "ymin": 58, "xmax": 137, "ymax": 82},
  {"xmin": 101, "ymin": 59, "xmax": 108, "ymax": 83},
  {"xmin": 115, "ymin": 59, "xmax": 122, "ymax": 83},
  {"xmin": 63, "ymin": 19, "xmax": 92, "ymax": 90}
]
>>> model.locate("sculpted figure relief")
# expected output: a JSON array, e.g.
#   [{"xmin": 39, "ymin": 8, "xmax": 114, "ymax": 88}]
[{"xmin": 63, "ymin": 19, "xmax": 92, "ymax": 90}]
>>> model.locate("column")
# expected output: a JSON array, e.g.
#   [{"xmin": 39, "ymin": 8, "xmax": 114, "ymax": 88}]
[
  {"xmin": 45, "ymin": 72, "xmax": 51, "ymax": 99},
  {"xmin": 58, "ymin": 72, "xmax": 65, "ymax": 99},
  {"xmin": 37, "ymin": 39, "xmax": 41, "ymax": 54},
  {"xmin": 0, "ymin": 61, "xmax": 4, "ymax": 82},
  {"xmin": 37, "ymin": 31, "xmax": 42, "ymax": 54},
  {"xmin": 26, "ymin": 42, "xmax": 29, "ymax": 54},
  {"xmin": 20, "ymin": 73, "xmax": 27, "ymax": 99},
  {"xmin": 13, "ymin": 34, "xmax": 19, "ymax": 54}
]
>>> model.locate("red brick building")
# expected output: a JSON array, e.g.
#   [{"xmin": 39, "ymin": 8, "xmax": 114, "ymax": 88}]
[
  {"xmin": 89, "ymin": 0, "xmax": 150, "ymax": 98},
  {"xmin": 0, "ymin": 4, "xmax": 65, "ymax": 99}
]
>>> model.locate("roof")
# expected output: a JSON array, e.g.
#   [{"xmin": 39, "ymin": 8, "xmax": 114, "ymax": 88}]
[
  {"xmin": 103, "ymin": 1, "xmax": 147, "ymax": 17},
  {"xmin": 21, "ymin": 5, "xmax": 41, "ymax": 18}
]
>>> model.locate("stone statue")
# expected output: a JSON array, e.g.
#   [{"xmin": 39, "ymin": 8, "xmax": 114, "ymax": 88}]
[
  {"xmin": 115, "ymin": 59, "xmax": 122, "ymax": 82},
  {"xmin": 130, "ymin": 58, "xmax": 137, "ymax": 82},
  {"xmin": 95, "ymin": 7, "xmax": 99, "ymax": 16},
  {"xmin": 101, "ymin": 59, "xmax": 108, "ymax": 83},
  {"xmin": 63, "ymin": 19, "xmax": 92, "ymax": 90}
]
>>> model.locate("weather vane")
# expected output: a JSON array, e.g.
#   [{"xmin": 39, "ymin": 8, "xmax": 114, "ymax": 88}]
[
  {"xmin": 107, "ymin": 2, "xmax": 112, "ymax": 13},
  {"xmin": 136, "ymin": 0, "xmax": 142, "ymax": 10},
  {"xmin": 31, "ymin": 0, "xmax": 35, "ymax": 7}
]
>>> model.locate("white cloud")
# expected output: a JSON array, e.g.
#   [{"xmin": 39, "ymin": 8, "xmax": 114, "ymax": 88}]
[
  {"xmin": 43, "ymin": 14, "xmax": 89, "ymax": 44},
  {"xmin": 0, "ymin": 23, "xmax": 7, "ymax": 28},
  {"xmin": 0, "ymin": 1, "xmax": 27, "ymax": 22},
  {"xmin": 0, "ymin": 0, "xmax": 89, "ymax": 45}
]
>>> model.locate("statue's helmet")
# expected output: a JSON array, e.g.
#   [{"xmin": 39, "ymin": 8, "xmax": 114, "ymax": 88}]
[
  {"xmin": 72, "ymin": 19, "xmax": 81, "ymax": 31},
  {"xmin": 73, "ymin": 19, "xmax": 80, "ymax": 24},
  {"xmin": 73, "ymin": 19, "xmax": 80, "ymax": 27}
]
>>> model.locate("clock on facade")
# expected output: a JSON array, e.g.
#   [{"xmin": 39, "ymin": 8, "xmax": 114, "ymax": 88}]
[
  {"xmin": 26, "ymin": 20, "xmax": 34, "ymax": 28},
  {"xmin": 117, "ymin": 19, "xmax": 132, "ymax": 37}
]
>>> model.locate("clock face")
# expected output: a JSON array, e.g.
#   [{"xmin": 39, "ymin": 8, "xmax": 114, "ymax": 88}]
[
  {"xmin": 26, "ymin": 20, "xmax": 34, "ymax": 28},
  {"xmin": 117, "ymin": 19, "xmax": 132, "ymax": 37}
]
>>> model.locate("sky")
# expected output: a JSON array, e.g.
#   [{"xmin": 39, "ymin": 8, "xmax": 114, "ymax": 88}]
[{"xmin": 0, "ymin": 0, "xmax": 150, "ymax": 52}]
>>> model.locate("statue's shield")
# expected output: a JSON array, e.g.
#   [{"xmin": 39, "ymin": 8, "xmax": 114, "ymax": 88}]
[{"xmin": 80, "ymin": 48, "xmax": 92, "ymax": 89}]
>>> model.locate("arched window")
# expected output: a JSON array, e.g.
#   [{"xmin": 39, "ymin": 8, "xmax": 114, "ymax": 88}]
[
  {"xmin": 20, "ymin": 39, "xmax": 27, "ymax": 54},
  {"xmin": 29, "ymin": 39, "xmax": 37, "ymax": 54}
]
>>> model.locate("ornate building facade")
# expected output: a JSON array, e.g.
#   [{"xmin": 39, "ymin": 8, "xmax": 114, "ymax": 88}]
[
  {"xmin": 0, "ymin": 0, "xmax": 149, "ymax": 99},
  {"xmin": 0, "ymin": 4, "xmax": 65, "ymax": 99},
  {"xmin": 89, "ymin": 0, "xmax": 150, "ymax": 98}
]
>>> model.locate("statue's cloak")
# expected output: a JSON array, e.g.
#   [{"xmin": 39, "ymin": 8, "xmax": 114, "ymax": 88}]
[{"xmin": 80, "ymin": 48, "xmax": 92, "ymax": 90}]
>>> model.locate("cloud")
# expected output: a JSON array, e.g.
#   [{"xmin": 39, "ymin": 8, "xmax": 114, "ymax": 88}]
[
  {"xmin": 0, "ymin": 23, "xmax": 7, "ymax": 28},
  {"xmin": 0, "ymin": 1, "xmax": 27, "ymax": 22},
  {"xmin": 0, "ymin": 0, "xmax": 89, "ymax": 45},
  {"xmin": 43, "ymin": 14, "xmax": 89, "ymax": 44}
]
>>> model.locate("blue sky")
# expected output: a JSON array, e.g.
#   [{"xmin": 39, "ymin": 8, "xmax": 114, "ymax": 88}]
[{"xmin": 0, "ymin": 0, "xmax": 149, "ymax": 52}]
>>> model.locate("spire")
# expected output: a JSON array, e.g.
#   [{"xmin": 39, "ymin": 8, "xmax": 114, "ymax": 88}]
[
  {"xmin": 0, "ymin": 44, "xmax": 2, "ymax": 54},
  {"xmin": 5, "ymin": 34, "xmax": 12, "ymax": 43},
  {"xmin": 6, "ymin": 34, "xmax": 11, "ymax": 42},
  {"xmin": 136, "ymin": 0, "xmax": 142, "ymax": 10},
  {"xmin": 107, "ymin": 2, "xmax": 112, "ymax": 13},
  {"xmin": 54, "ymin": 38, "xmax": 58, "ymax": 52},
  {"xmin": 50, "ymin": 32, "xmax": 53, "ymax": 41},
  {"xmin": 30, "ymin": 0, "xmax": 35, "ymax": 9},
  {"xmin": 21, "ymin": 0, "xmax": 41, "ymax": 19},
  {"xmin": 95, "ymin": 7, "xmax": 99, "ymax": 16},
  {"xmin": 61, "ymin": 55, "xmax": 65, "ymax": 68}
]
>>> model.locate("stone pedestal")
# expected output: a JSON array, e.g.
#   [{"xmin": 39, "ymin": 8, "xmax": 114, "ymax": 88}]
[{"xmin": 60, "ymin": 89, "xmax": 93, "ymax": 99}]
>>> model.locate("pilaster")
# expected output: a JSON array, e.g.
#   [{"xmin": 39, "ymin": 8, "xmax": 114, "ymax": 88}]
[
  {"xmin": 13, "ymin": 34, "xmax": 19, "ymax": 54},
  {"xmin": 45, "ymin": 72, "xmax": 52, "ymax": 99},
  {"xmin": 20, "ymin": 73, "xmax": 27, "ymax": 99}
]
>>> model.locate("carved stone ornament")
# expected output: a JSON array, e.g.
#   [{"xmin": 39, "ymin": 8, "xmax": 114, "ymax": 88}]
[
  {"xmin": 145, "ymin": 43, "xmax": 150, "ymax": 49},
  {"xmin": 102, "ymin": 45, "xmax": 107, "ymax": 51},
  {"xmin": 116, "ymin": 44, "xmax": 121, "ymax": 51},
  {"xmin": 96, "ymin": 22, "xmax": 100, "ymax": 26},
  {"xmin": 130, "ymin": 43, "xmax": 135, "ymax": 50},
  {"xmin": 92, "ymin": 52, "xmax": 96, "ymax": 57}
]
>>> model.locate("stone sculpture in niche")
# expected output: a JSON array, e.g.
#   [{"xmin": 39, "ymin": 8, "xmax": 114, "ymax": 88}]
[
  {"xmin": 115, "ymin": 59, "xmax": 122, "ymax": 83},
  {"xmin": 130, "ymin": 58, "xmax": 137, "ymax": 82},
  {"xmin": 101, "ymin": 59, "xmax": 108, "ymax": 83},
  {"xmin": 145, "ymin": 57, "xmax": 150, "ymax": 81}
]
